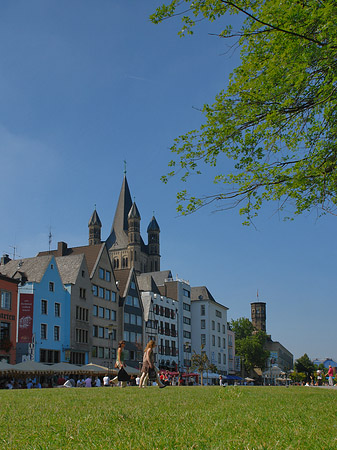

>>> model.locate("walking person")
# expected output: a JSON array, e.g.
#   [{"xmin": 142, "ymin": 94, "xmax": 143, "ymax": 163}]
[
  {"xmin": 111, "ymin": 340, "xmax": 128, "ymax": 388},
  {"xmin": 139, "ymin": 340, "xmax": 166, "ymax": 388},
  {"xmin": 326, "ymin": 365, "xmax": 334, "ymax": 386}
]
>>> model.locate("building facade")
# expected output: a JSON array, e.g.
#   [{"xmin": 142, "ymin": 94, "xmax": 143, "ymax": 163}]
[
  {"xmin": 191, "ymin": 286, "xmax": 229, "ymax": 376},
  {"xmin": 0, "ymin": 271, "xmax": 19, "ymax": 364}
]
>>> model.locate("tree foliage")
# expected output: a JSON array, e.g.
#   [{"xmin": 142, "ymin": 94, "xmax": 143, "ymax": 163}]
[
  {"xmin": 230, "ymin": 317, "xmax": 269, "ymax": 372},
  {"xmin": 151, "ymin": 0, "xmax": 337, "ymax": 223},
  {"xmin": 190, "ymin": 346, "xmax": 211, "ymax": 384},
  {"xmin": 295, "ymin": 353, "xmax": 315, "ymax": 376}
]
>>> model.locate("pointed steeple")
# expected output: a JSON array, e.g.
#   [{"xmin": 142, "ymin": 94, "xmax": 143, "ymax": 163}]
[
  {"xmin": 88, "ymin": 207, "xmax": 102, "ymax": 245},
  {"xmin": 128, "ymin": 202, "xmax": 141, "ymax": 220},
  {"xmin": 147, "ymin": 216, "xmax": 160, "ymax": 232},
  {"xmin": 106, "ymin": 175, "xmax": 133, "ymax": 250}
]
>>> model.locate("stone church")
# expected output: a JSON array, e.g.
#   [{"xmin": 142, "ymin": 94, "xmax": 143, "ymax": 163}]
[{"xmin": 88, "ymin": 175, "xmax": 160, "ymax": 274}]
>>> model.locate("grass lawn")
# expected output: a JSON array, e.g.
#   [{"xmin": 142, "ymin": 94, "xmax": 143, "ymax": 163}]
[{"xmin": 0, "ymin": 386, "xmax": 336, "ymax": 449}]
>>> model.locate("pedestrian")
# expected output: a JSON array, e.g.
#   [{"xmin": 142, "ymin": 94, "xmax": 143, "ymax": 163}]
[
  {"xmin": 85, "ymin": 376, "xmax": 92, "ymax": 387},
  {"xmin": 111, "ymin": 340, "xmax": 128, "ymax": 388},
  {"xmin": 103, "ymin": 374, "xmax": 110, "ymax": 387},
  {"xmin": 326, "ymin": 365, "xmax": 334, "ymax": 386},
  {"xmin": 139, "ymin": 340, "xmax": 166, "ymax": 388}
]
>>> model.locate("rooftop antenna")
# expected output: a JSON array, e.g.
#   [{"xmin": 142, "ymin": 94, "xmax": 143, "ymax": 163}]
[
  {"xmin": 9, "ymin": 245, "xmax": 22, "ymax": 260},
  {"xmin": 48, "ymin": 227, "xmax": 52, "ymax": 253},
  {"xmin": 257, "ymin": 289, "xmax": 259, "ymax": 299},
  {"xmin": 123, "ymin": 160, "xmax": 127, "ymax": 175}
]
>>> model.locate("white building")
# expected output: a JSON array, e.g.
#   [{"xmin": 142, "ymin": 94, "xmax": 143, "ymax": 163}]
[
  {"xmin": 191, "ymin": 286, "xmax": 229, "ymax": 376},
  {"xmin": 138, "ymin": 270, "xmax": 192, "ymax": 372}
]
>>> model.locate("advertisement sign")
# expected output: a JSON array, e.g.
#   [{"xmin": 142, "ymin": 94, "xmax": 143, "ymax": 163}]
[{"xmin": 18, "ymin": 294, "xmax": 34, "ymax": 343}]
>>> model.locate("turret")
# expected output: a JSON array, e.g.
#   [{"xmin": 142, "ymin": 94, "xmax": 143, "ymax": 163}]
[
  {"xmin": 127, "ymin": 202, "xmax": 141, "ymax": 270},
  {"xmin": 147, "ymin": 216, "xmax": 160, "ymax": 272},
  {"xmin": 251, "ymin": 302, "xmax": 266, "ymax": 332},
  {"xmin": 88, "ymin": 208, "xmax": 102, "ymax": 246}
]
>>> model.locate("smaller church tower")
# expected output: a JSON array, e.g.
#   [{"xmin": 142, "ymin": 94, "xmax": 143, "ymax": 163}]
[
  {"xmin": 127, "ymin": 202, "xmax": 141, "ymax": 271},
  {"xmin": 251, "ymin": 302, "xmax": 266, "ymax": 332},
  {"xmin": 88, "ymin": 208, "xmax": 102, "ymax": 246},
  {"xmin": 147, "ymin": 216, "xmax": 160, "ymax": 272}
]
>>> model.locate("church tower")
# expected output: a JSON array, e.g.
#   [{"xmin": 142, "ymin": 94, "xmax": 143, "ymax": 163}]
[
  {"xmin": 147, "ymin": 216, "xmax": 160, "ymax": 272},
  {"xmin": 127, "ymin": 202, "xmax": 141, "ymax": 272},
  {"xmin": 251, "ymin": 302, "xmax": 266, "ymax": 332},
  {"xmin": 88, "ymin": 208, "xmax": 102, "ymax": 245}
]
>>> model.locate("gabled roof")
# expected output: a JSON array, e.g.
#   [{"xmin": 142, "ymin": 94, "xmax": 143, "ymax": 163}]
[
  {"xmin": 106, "ymin": 176, "xmax": 132, "ymax": 250},
  {"xmin": 0, "ymin": 255, "xmax": 53, "ymax": 283},
  {"xmin": 191, "ymin": 286, "xmax": 216, "ymax": 302},
  {"xmin": 191, "ymin": 286, "xmax": 229, "ymax": 310},
  {"xmin": 144, "ymin": 270, "xmax": 173, "ymax": 287},
  {"xmin": 137, "ymin": 273, "xmax": 161, "ymax": 295},
  {"xmin": 114, "ymin": 268, "xmax": 134, "ymax": 298},
  {"xmin": 56, "ymin": 254, "xmax": 86, "ymax": 285},
  {"xmin": 38, "ymin": 243, "xmax": 105, "ymax": 278}
]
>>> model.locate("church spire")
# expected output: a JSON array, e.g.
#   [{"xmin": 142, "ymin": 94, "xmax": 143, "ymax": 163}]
[{"xmin": 88, "ymin": 206, "xmax": 102, "ymax": 245}]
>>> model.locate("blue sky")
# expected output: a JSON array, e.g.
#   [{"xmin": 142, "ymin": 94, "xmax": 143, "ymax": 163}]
[{"xmin": 1, "ymin": 0, "xmax": 336, "ymax": 362}]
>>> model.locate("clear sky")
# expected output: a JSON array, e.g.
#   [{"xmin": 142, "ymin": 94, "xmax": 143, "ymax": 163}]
[{"xmin": 1, "ymin": 0, "xmax": 336, "ymax": 363}]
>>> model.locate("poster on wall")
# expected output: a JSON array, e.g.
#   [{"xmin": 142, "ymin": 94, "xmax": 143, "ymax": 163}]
[{"xmin": 18, "ymin": 293, "xmax": 34, "ymax": 343}]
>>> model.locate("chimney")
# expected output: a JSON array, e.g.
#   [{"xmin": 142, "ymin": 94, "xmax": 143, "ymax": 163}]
[
  {"xmin": 57, "ymin": 242, "xmax": 68, "ymax": 256},
  {"xmin": 1, "ymin": 254, "xmax": 11, "ymax": 265}
]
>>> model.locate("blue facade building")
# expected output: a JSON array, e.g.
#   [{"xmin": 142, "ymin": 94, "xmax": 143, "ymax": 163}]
[{"xmin": 0, "ymin": 255, "xmax": 70, "ymax": 363}]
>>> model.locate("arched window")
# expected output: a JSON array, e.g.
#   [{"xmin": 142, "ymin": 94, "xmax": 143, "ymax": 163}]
[{"xmin": 114, "ymin": 258, "xmax": 119, "ymax": 269}]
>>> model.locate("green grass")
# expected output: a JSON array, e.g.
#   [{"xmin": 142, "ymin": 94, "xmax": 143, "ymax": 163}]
[{"xmin": 0, "ymin": 386, "xmax": 337, "ymax": 449}]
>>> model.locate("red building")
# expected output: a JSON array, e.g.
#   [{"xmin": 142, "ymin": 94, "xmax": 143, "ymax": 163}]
[{"xmin": 0, "ymin": 274, "xmax": 19, "ymax": 364}]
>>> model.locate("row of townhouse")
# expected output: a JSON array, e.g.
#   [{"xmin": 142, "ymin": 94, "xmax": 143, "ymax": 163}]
[{"xmin": 0, "ymin": 175, "xmax": 235, "ymax": 374}]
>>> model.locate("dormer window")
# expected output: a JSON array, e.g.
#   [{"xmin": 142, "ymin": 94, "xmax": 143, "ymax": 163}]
[{"xmin": 49, "ymin": 282, "xmax": 54, "ymax": 292}]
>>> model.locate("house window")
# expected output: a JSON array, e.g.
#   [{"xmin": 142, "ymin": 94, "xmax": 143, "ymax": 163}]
[
  {"xmin": 201, "ymin": 319, "xmax": 205, "ymax": 329},
  {"xmin": 217, "ymin": 323, "xmax": 220, "ymax": 332},
  {"xmin": 41, "ymin": 324, "xmax": 47, "ymax": 340},
  {"xmin": 111, "ymin": 310, "xmax": 116, "ymax": 321},
  {"xmin": 82, "ymin": 270, "xmax": 85, "ymax": 277},
  {"xmin": 92, "ymin": 346, "xmax": 97, "ymax": 357},
  {"xmin": 92, "ymin": 285, "xmax": 98, "ymax": 296},
  {"xmin": 41, "ymin": 299, "xmax": 48, "ymax": 315},
  {"xmin": 218, "ymin": 336, "xmax": 221, "ymax": 347},
  {"xmin": 223, "ymin": 353, "xmax": 226, "ymax": 365},
  {"xmin": 216, "ymin": 310, "xmax": 222, "ymax": 318},
  {"xmin": 105, "ymin": 308, "xmax": 110, "ymax": 320},
  {"xmin": 212, "ymin": 321, "xmax": 215, "ymax": 330},
  {"xmin": 93, "ymin": 305, "xmax": 98, "ymax": 316},
  {"xmin": 201, "ymin": 334, "xmax": 206, "ymax": 346},
  {"xmin": 54, "ymin": 326, "xmax": 60, "ymax": 341},
  {"xmin": 212, "ymin": 335, "xmax": 215, "ymax": 346},
  {"xmin": 49, "ymin": 282, "xmax": 54, "ymax": 292},
  {"xmin": 218, "ymin": 353, "xmax": 221, "ymax": 364},
  {"xmin": 105, "ymin": 289, "xmax": 111, "ymax": 301},
  {"xmin": 99, "ymin": 287, "xmax": 104, "ymax": 298},
  {"xmin": 99, "ymin": 268, "xmax": 105, "ymax": 280},
  {"xmin": 0, "ymin": 322, "xmax": 10, "ymax": 340},
  {"xmin": 183, "ymin": 302, "xmax": 190, "ymax": 311},
  {"xmin": 98, "ymin": 347, "xmax": 104, "ymax": 358},
  {"xmin": 106, "ymin": 271, "xmax": 111, "ymax": 282},
  {"xmin": 93, "ymin": 325, "xmax": 98, "ymax": 337},
  {"xmin": 184, "ymin": 331, "xmax": 191, "ymax": 339},
  {"xmin": 99, "ymin": 307, "xmax": 104, "ymax": 318},
  {"xmin": 131, "ymin": 281, "xmax": 135, "ymax": 289},
  {"xmin": 80, "ymin": 288, "xmax": 86, "ymax": 299},
  {"xmin": 111, "ymin": 291, "xmax": 116, "ymax": 302},
  {"xmin": 183, "ymin": 289, "xmax": 190, "ymax": 298},
  {"xmin": 114, "ymin": 258, "xmax": 119, "ymax": 269},
  {"xmin": 200, "ymin": 305, "xmax": 205, "ymax": 316},
  {"xmin": 55, "ymin": 303, "xmax": 61, "ymax": 317},
  {"xmin": 98, "ymin": 327, "xmax": 104, "ymax": 338},
  {"xmin": 223, "ymin": 338, "xmax": 226, "ymax": 348},
  {"xmin": 1, "ymin": 291, "xmax": 11, "ymax": 310},
  {"xmin": 183, "ymin": 316, "xmax": 191, "ymax": 325}
]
